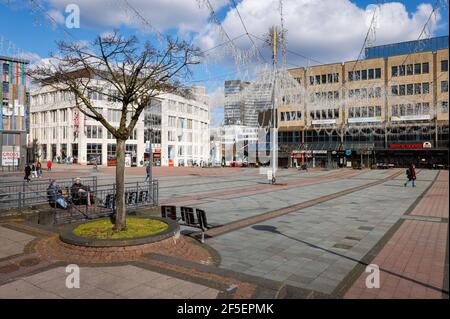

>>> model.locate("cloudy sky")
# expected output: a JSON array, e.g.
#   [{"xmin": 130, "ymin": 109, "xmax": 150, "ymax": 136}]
[{"xmin": 0, "ymin": 0, "xmax": 448, "ymax": 126}]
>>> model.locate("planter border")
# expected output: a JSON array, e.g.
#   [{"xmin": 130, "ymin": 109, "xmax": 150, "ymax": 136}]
[{"xmin": 59, "ymin": 216, "xmax": 180, "ymax": 247}]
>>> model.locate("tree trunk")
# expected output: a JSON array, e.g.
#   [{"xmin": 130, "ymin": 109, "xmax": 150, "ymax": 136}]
[{"xmin": 114, "ymin": 138, "xmax": 127, "ymax": 231}]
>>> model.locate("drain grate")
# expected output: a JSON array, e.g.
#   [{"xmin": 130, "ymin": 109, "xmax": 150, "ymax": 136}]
[
  {"xmin": 333, "ymin": 243, "xmax": 353, "ymax": 250},
  {"xmin": 345, "ymin": 236, "xmax": 362, "ymax": 241},
  {"xmin": 358, "ymin": 226, "xmax": 374, "ymax": 231}
]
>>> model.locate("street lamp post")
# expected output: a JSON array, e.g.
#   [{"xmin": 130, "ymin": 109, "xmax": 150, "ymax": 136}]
[{"xmin": 270, "ymin": 26, "xmax": 278, "ymax": 185}]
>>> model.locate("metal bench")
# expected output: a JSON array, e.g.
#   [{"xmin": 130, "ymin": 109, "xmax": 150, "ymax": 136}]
[{"xmin": 161, "ymin": 205, "xmax": 213, "ymax": 243}]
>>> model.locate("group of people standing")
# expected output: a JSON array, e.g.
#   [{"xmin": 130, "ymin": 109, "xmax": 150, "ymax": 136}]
[{"xmin": 24, "ymin": 160, "xmax": 53, "ymax": 182}]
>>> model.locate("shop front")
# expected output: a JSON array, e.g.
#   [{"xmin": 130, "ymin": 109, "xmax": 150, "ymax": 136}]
[
  {"xmin": 291, "ymin": 150, "xmax": 311, "ymax": 168},
  {"xmin": 375, "ymin": 142, "xmax": 448, "ymax": 168}
]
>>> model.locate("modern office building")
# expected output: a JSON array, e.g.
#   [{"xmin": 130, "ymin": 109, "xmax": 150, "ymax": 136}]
[
  {"xmin": 29, "ymin": 79, "xmax": 210, "ymax": 167},
  {"xmin": 224, "ymin": 80, "xmax": 249, "ymax": 125},
  {"xmin": 277, "ymin": 36, "xmax": 449, "ymax": 168},
  {"xmin": 0, "ymin": 56, "xmax": 29, "ymax": 169}
]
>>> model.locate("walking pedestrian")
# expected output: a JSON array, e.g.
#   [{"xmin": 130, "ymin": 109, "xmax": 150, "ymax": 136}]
[
  {"xmin": 24, "ymin": 164, "xmax": 31, "ymax": 182},
  {"xmin": 36, "ymin": 160, "xmax": 42, "ymax": 178},
  {"xmin": 404, "ymin": 164, "xmax": 417, "ymax": 187},
  {"xmin": 145, "ymin": 162, "xmax": 151, "ymax": 183},
  {"xmin": 31, "ymin": 162, "xmax": 37, "ymax": 178},
  {"xmin": 47, "ymin": 160, "xmax": 52, "ymax": 171}
]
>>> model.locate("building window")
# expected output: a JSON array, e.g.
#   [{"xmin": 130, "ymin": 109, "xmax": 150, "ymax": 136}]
[
  {"xmin": 348, "ymin": 71, "xmax": 353, "ymax": 81},
  {"xmin": 442, "ymin": 101, "xmax": 449, "ymax": 113},
  {"xmin": 399, "ymin": 65, "xmax": 405, "ymax": 76},
  {"xmin": 315, "ymin": 75, "xmax": 321, "ymax": 85},
  {"xmin": 413, "ymin": 63, "xmax": 421, "ymax": 75},
  {"xmin": 441, "ymin": 60, "xmax": 448, "ymax": 72},
  {"xmin": 407, "ymin": 64, "xmax": 414, "ymax": 75},
  {"xmin": 407, "ymin": 84, "xmax": 414, "ymax": 95},
  {"xmin": 129, "ymin": 129, "xmax": 138, "ymax": 140},
  {"xmin": 442, "ymin": 81, "xmax": 449, "ymax": 93},
  {"xmin": 414, "ymin": 83, "xmax": 422, "ymax": 95},
  {"xmin": 391, "ymin": 85, "xmax": 398, "ymax": 95},
  {"xmin": 321, "ymin": 74, "xmax": 327, "ymax": 84},
  {"xmin": 2, "ymin": 63, "xmax": 9, "ymax": 74},
  {"xmin": 107, "ymin": 143, "xmax": 116, "ymax": 161},
  {"xmin": 368, "ymin": 69, "xmax": 374, "ymax": 79},
  {"xmin": 422, "ymin": 62, "xmax": 429, "ymax": 74},
  {"xmin": 86, "ymin": 143, "xmax": 102, "ymax": 165},
  {"xmin": 355, "ymin": 70, "xmax": 361, "ymax": 80},
  {"xmin": 422, "ymin": 82, "xmax": 430, "ymax": 94},
  {"xmin": 309, "ymin": 76, "xmax": 314, "ymax": 85},
  {"xmin": 2, "ymin": 81, "xmax": 9, "ymax": 94},
  {"xmin": 361, "ymin": 69, "xmax": 367, "ymax": 80},
  {"xmin": 327, "ymin": 74, "xmax": 332, "ymax": 83},
  {"xmin": 333, "ymin": 73, "xmax": 339, "ymax": 83},
  {"xmin": 375, "ymin": 68, "xmax": 381, "ymax": 79},
  {"xmin": 399, "ymin": 85, "xmax": 405, "ymax": 96},
  {"xmin": 391, "ymin": 66, "xmax": 398, "ymax": 77},
  {"xmin": 86, "ymin": 125, "xmax": 103, "ymax": 139},
  {"xmin": 1, "ymin": 133, "xmax": 20, "ymax": 146}
]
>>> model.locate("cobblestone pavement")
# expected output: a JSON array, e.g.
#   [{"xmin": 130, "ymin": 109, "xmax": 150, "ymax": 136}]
[{"xmin": 0, "ymin": 168, "xmax": 447, "ymax": 299}]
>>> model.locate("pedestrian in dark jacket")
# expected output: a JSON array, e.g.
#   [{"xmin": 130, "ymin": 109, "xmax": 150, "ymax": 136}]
[
  {"xmin": 145, "ymin": 163, "xmax": 152, "ymax": 183},
  {"xmin": 404, "ymin": 164, "xmax": 417, "ymax": 187},
  {"xmin": 24, "ymin": 164, "xmax": 31, "ymax": 182}
]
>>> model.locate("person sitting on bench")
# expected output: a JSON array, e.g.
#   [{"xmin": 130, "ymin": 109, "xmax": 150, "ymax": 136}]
[
  {"xmin": 70, "ymin": 178, "xmax": 92, "ymax": 205},
  {"xmin": 47, "ymin": 180, "xmax": 69, "ymax": 209}
]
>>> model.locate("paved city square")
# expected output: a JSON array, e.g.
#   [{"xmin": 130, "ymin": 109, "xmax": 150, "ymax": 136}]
[{"xmin": 0, "ymin": 165, "xmax": 447, "ymax": 299}]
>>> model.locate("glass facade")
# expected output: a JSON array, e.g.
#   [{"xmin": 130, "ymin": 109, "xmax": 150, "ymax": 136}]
[{"xmin": 365, "ymin": 36, "xmax": 448, "ymax": 59}]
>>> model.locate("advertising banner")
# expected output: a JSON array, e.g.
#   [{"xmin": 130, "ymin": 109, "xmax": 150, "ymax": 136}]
[{"xmin": 2, "ymin": 146, "xmax": 20, "ymax": 166}]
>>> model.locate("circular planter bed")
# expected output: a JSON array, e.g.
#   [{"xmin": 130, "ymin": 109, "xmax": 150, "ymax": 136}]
[{"xmin": 59, "ymin": 216, "xmax": 179, "ymax": 247}]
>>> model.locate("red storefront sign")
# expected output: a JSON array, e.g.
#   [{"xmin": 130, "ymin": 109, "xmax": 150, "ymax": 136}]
[{"xmin": 388, "ymin": 143, "xmax": 423, "ymax": 149}]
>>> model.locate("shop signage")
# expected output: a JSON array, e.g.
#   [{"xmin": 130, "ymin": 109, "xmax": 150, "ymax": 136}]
[
  {"xmin": 388, "ymin": 143, "xmax": 423, "ymax": 149},
  {"xmin": 312, "ymin": 150, "xmax": 328, "ymax": 154},
  {"xmin": 423, "ymin": 141, "xmax": 432, "ymax": 148},
  {"xmin": 391, "ymin": 115, "xmax": 431, "ymax": 122},
  {"xmin": 1, "ymin": 148, "xmax": 20, "ymax": 166},
  {"xmin": 348, "ymin": 117, "xmax": 382, "ymax": 123},
  {"xmin": 312, "ymin": 119, "xmax": 336, "ymax": 125},
  {"xmin": 345, "ymin": 149, "xmax": 352, "ymax": 156}
]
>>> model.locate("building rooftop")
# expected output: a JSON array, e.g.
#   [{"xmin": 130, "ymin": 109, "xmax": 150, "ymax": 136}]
[
  {"xmin": 365, "ymin": 35, "xmax": 448, "ymax": 59},
  {"xmin": 0, "ymin": 55, "xmax": 30, "ymax": 64}
]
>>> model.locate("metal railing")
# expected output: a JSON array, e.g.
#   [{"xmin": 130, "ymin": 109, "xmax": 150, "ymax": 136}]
[
  {"xmin": 0, "ymin": 165, "xmax": 21, "ymax": 172},
  {"xmin": 0, "ymin": 179, "xmax": 158, "ymax": 218},
  {"xmin": 0, "ymin": 176, "xmax": 97, "ymax": 195}
]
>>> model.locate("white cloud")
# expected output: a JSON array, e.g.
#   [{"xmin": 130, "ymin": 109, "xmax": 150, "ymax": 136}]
[
  {"xmin": 196, "ymin": 0, "xmax": 444, "ymax": 65},
  {"xmin": 43, "ymin": 0, "xmax": 228, "ymax": 34}
]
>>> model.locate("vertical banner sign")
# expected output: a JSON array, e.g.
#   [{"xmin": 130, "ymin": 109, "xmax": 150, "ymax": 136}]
[{"xmin": 73, "ymin": 107, "xmax": 79, "ymax": 134}]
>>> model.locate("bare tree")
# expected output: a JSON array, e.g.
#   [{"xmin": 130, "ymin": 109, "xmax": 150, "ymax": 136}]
[{"xmin": 29, "ymin": 31, "xmax": 200, "ymax": 231}]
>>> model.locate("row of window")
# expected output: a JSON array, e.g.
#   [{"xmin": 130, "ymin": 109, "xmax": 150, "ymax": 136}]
[
  {"xmin": 310, "ymin": 91, "xmax": 340, "ymax": 102},
  {"xmin": 348, "ymin": 68, "xmax": 382, "ymax": 81},
  {"xmin": 391, "ymin": 82, "xmax": 430, "ymax": 96},
  {"xmin": 391, "ymin": 103, "xmax": 430, "ymax": 117},
  {"xmin": 309, "ymin": 109, "xmax": 340, "ymax": 120},
  {"xmin": 308, "ymin": 73, "xmax": 340, "ymax": 85},
  {"xmin": 391, "ymin": 63, "xmax": 429, "ymax": 77},
  {"xmin": 348, "ymin": 87, "xmax": 382, "ymax": 99},
  {"xmin": 167, "ymin": 99, "xmax": 208, "ymax": 118},
  {"xmin": 280, "ymin": 111, "xmax": 302, "ymax": 122},
  {"xmin": 348, "ymin": 106, "xmax": 382, "ymax": 118}
]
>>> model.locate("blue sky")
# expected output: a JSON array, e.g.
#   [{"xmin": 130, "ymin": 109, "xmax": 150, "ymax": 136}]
[{"xmin": 0, "ymin": 0, "xmax": 448, "ymax": 125}]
